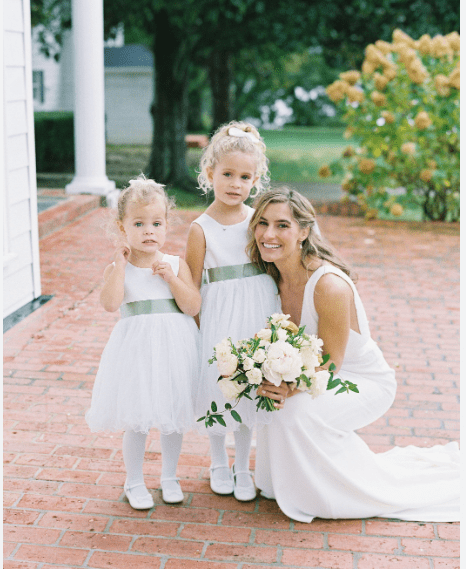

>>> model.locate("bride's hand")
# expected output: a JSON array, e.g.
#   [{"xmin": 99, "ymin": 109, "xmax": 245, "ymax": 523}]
[{"xmin": 258, "ymin": 380, "xmax": 291, "ymax": 409}]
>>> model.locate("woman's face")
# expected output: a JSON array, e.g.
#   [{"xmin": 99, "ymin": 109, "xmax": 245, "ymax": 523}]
[{"xmin": 254, "ymin": 202, "xmax": 308, "ymax": 265}]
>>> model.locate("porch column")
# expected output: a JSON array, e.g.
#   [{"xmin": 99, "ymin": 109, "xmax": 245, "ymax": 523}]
[{"xmin": 66, "ymin": 0, "xmax": 115, "ymax": 196}]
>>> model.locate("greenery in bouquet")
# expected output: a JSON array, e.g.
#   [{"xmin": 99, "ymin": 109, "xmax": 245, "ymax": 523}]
[
  {"xmin": 320, "ymin": 29, "xmax": 460, "ymax": 222},
  {"xmin": 198, "ymin": 313, "xmax": 358, "ymax": 428}
]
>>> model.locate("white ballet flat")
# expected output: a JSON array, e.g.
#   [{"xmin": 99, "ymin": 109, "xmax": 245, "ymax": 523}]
[
  {"xmin": 209, "ymin": 465, "xmax": 234, "ymax": 495},
  {"xmin": 231, "ymin": 463, "xmax": 257, "ymax": 502},
  {"xmin": 160, "ymin": 477, "xmax": 184, "ymax": 504},
  {"xmin": 124, "ymin": 481, "xmax": 154, "ymax": 510}
]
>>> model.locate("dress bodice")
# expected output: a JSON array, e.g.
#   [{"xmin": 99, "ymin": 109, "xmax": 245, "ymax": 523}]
[
  {"xmin": 122, "ymin": 254, "xmax": 179, "ymax": 304},
  {"xmin": 192, "ymin": 206, "xmax": 254, "ymax": 269}
]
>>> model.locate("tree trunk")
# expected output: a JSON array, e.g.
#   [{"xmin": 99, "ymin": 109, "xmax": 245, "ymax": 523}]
[
  {"xmin": 209, "ymin": 50, "xmax": 233, "ymax": 133},
  {"xmin": 147, "ymin": 10, "xmax": 197, "ymax": 192}
]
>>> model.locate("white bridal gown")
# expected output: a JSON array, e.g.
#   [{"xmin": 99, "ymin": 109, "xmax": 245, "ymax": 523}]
[{"xmin": 255, "ymin": 265, "xmax": 460, "ymax": 523}]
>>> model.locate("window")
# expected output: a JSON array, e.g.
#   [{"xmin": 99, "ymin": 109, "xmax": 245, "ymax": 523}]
[{"xmin": 32, "ymin": 70, "xmax": 44, "ymax": 103}]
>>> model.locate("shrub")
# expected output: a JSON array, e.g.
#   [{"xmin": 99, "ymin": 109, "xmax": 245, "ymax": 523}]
[
  {"xmin": 34, "ymin": 112, "xmax": 74, "ymax": 172},
  {"xmin": 321, "ymin": 30, "xmax": 460, "ymax": 221}
]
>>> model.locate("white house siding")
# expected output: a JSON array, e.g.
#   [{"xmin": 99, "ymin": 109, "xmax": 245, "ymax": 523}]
[
  {"xmin": 3, "ymin": 0, "xmax": 42, "ymax": 317},
  {"xmin": 104, "ymin": 68, "xmax": 153, "ymax": 144}
]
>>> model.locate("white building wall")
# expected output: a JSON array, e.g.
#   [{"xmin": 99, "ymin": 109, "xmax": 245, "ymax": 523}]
[
  {"xmin": 104, "ymin": 68, "xmax": 153, "ymax": 144},
  {"xmin": 3, "ymin": 0, "xmax": 42, "ymax": 317}
]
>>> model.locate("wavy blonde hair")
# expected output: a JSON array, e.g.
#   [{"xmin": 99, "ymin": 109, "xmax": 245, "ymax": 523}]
[
  {"xmin": 246, "ymin": 187, "xmax": 357, "ymax": 284},
  {"xmin": 198, "ymin": 121, "xmax": 269, "ymax": 194},
  {"xmin": 106, "ymin": 175, "xmax": 175, "ymax": 243}
]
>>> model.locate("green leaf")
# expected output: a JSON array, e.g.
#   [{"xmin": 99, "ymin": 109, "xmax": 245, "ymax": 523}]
[
  {"xmin": 328, "ymin": 362, "xmax": 336, "ymax": 371},
  {"xmin": 349, "ymin": 384, "xmax": 359, "ymax": 393},
  {"xmin": 216, "ymin": 415, "xmax": 227, "ymax": 427},
  {"xmin": 225, "ymin": 403, "xmax": 232, "ymax": 410},
  {"xmin": 211, "ymin": 401, "xmax": 217, "ymax": 412},
  {"xmin": 231, "ymin": 410, "xmax": 242, "ymax": 423},
  {"xmin": 335, "ymin": 386, "xmax": 347, "ymax": 395},
  {"xmin": 197, "ymin": 416, "xmax": 205, "ymax": 422},
  {"xmin": 327, "ymin": 378, "xmax": 341, "ymax": 390},
  {"xmin": 321, "ymin": 354, "xmax": 330, "ymax": 365}
]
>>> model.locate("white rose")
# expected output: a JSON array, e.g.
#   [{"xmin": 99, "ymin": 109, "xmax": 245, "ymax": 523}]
[
  {"xmin": 308, "ymin": 369, "xmax": 330, "ymax": 399},
  {"xmin": 256, "ymin": 328, "xmax": 272, "ymax": 342},
  {"xmin": 301, "ymin": 346, "xmax": 320, "ymax": 372},
  {"xmin": 269, "ymin": 313, "xmax": 291, "ymax": 327},
  {"xmin": 246, "ymin": 367, "xmax": 263, "ymax": 385},
  {"xmin": 306, "ymin": 335, "xmax": 324, "ymax": 353},
  {"xmin": 217, "ymin": 378, "xmax": 247, "ymax": 401},
  {"xmin": 252, "ymin": 348, "xmax": 266, "ymax": 363},
  {"xmin": 242, "ymin": 357, "xmax": 255, "ymax": 371},
  {"xmin": 215, "ymin": 338, "xmax": 232, "ymax": 357},
  {"xmin": 262, "ymin": 340, "xmax": 303, "ymax": 386},
  {"xmin": 259, "ymin": 339, "xmax": 270, "ymax": 348},
  {"xmin": 217, "ymin": 353, "xmax": 238, "ymax": 377},
  {"xmin": 276, "ymin": 328, "xmax": 288, "ymax": 341}
]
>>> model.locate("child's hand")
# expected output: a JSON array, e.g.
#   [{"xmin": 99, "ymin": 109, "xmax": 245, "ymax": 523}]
[
  {"xmin": 152, "ymin": 259, "xmax": 176, "ymax": 283},
  {"xmin": 113, "ymin": 244, "xmax": 130, "ymax": 267}
]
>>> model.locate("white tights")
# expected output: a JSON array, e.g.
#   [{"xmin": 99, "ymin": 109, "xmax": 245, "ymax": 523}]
[
  {"xmin": 123, "ymin": 430, "xmax": 183, "ymax": 498},
  {"xmin": 209, "ymin": 424, "xmax": 253, "ymax": 486}
]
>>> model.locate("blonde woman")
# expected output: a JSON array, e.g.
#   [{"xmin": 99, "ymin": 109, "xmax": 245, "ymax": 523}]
[{"xmin": 247, "ymin": 187, "xmax": 459, "ymax": 524}]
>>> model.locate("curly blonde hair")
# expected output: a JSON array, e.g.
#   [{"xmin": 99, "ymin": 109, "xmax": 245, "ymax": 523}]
[
  {"xmin": 198, "ymin": 121, "xmax": 269, "ymax": 194},
  {"xmin": 106, "ymin": 175, "xmax": 175, "ymax": 243},
  {"xmin": 246, "ymin": 187, "xmax": 357, "ymax": 285}
]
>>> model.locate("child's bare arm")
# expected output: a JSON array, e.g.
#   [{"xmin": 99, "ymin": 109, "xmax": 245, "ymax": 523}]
[
  {"xmin": 100, "ymin": 244, "xmax": 130, "ymax": 312},
  {"xmin": 185, "ymin": 223, "xmax": 206, "ymax": 290}
]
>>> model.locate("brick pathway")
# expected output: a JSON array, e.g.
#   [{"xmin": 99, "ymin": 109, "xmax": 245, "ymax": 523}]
[{"xmin": 4, "ymin": 207, "xmax": 460, "ymax": 569}]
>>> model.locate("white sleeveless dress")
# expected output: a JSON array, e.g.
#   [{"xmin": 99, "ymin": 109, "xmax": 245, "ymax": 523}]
[
  {"xmin": 86, "ymin": 255, "xmax": 199, "ymax": 435},
  {"xmin": 194, "ymin": 207, "xmax": 281, "ymax": 433},
  {"xmin": 255, "ymin": 265, "xmax": 460, "ymax": 523}
]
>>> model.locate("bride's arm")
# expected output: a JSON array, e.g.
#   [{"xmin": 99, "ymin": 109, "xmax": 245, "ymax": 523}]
[{"xmin": 259, "ymin": 273, "xmax": 353, "ymax": 408}]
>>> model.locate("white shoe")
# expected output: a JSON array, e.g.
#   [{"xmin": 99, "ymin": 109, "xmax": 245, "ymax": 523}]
[
  {"xmin": 210, "ymin": 465, "xmax": 234, "ymax": 495},
  {"xmin": 232, "ymin": 463, "xmax": 257, "ymax": 502},
  {"xmin": 124, "ymin": 481, "xmax": 154, "ymax": 510},
  {"xmin": 160, "ymin": 478, "xmax": 184, "ymax": 504}
]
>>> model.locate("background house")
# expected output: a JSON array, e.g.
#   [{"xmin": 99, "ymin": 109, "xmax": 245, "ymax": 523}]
[{"xmin": 3, "ymin": 0, "xmax": 42, "ymax": 319}]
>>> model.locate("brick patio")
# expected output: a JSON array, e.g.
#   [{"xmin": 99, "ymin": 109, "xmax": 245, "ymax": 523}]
[{"xmin": 3, "ymin": 205, "xmax": 460, "ymax": 569}]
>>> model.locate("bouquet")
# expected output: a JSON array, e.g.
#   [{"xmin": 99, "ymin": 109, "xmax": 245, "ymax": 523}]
[{"xmin": 198, "ymin": 313, "xmax": 359, "ymax": 428}]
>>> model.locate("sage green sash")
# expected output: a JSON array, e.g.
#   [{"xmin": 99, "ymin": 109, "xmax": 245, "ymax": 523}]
[
  {"xmin": 120, "ymin": 299, "xmax": 182, "ymax": 318},
  {"xmin": 203, "ymin": 262, "xmax": 264, "ymax": 284}
]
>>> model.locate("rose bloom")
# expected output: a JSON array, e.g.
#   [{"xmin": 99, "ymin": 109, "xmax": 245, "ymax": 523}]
[
  {"xmin": 308, "ymin": 370, "xmax": 331, "ymax": 399},
  {"xmin": 358, "ymin": 158, "xmax": 376, "ymax": 175},
  {"xmin": 215, "ymin": 338, "xmax": 232, "ymax": 358},
  {"xmin": 435, "ymin": 74, "xmax": 451, "ymax": 97},
  {"xmin": 269, "ymin": 313, "xmax": 291, "ymax": 326},
  {"xmin": 252, "ymin": 348, "xmax": 266, "ymax": 364},
  {"xmin": 318, "ymin": 165, "xmax": 332, "ymax": 178},
  {"xmin": 262, "ymin": 340, "xmax": 303, "ymax": 386},
  {"xmin": 418, "ymin": 34, "xmax": 433, "ymax": 55},
  {"xmin": 448, "ymin": 68, "xmax": 460, "ymax": 90},
  {"xmin": 326, "ymin": 80, "xmax": 348, "ymax": 103},
  {"xmin": 370, "ymin": 91, "xmax": 387, "ymax": 107},
  {"xmin": 362, "ymin": 59, "xmax": 377, "ymax": 75},
  {"xmin": 242, "ymin": 357, "xmax": 255, "ymax": 371},
  {"xmin": 217, "ymin": 353, "xmax": 238, "ymax": 377},
  {"xmin": 420, "ymin": 169, "xmax": 434, "ymax": 182},
  {"xmin": 431, "ymin": 34, "xmax": 453, "ymax": 58},
  {"xmin": 383, "ymin": 65, "xmax": 397, "ymax": 81},
  {"xmin": 217, "ymin": 378, "xmax": 247, "ymax": 401},
  {"xmin": 276, "ymin": 328, "xmax": 288, "ymax": 341},
  {"xmin": 445, "ymin": 31, "xmax": 460, "ymax": 52},
  {"xmin": 381, "ymin": 110, "xmax": 395, "ymax": 124},
  {"xmin": 256, "ymin": 328, "xmax": 272, "ymax": 342},
  {"xmin": 346, "ymin": 86, "xmax": 364, "ymax": 103},
  {"xmin": 390, "ymin": 203, "xmax": 404, "ymax": 217},
  {"xmin": 401, "ymin": 142, "xmax": 416, "ymax": 155},
  {"xmin": 392, "ymin": 29, "xmax": 416, "ymax": 48},
  {"xmin": 339, "ymin": 70, "xmax": 360, "ymax": 85},
  {"xmin": 406, "ymin": 60, "xmax": 428, "ymax": 84},
  {"xmin": 301, "ymin": 346, "xmax": 320, "ymax": 372},
  {"xmin": 375, "ymin": 40, "xmax": 392, "ymax": 54},
  {"xmin": 246, "ymin": 367, "xmax": 262, "ymax": 385},
  {"xmin": 414, "ymin": 111, "xmax": 432, "ymax": 130}
]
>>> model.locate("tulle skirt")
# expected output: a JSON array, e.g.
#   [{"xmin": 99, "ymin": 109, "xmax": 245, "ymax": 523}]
[
  {"xmin": 195, "ymin": 273, "xmax": 281, "ymax": 434},
  {"xmin": 86, "ymin": 313, "xmax": 199, "ymax": 434}
]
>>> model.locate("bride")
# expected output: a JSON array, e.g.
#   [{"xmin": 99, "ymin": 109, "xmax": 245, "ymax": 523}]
[{"xmin": 246, "ymin": 187, "xmax": 459, "ymax": 523}]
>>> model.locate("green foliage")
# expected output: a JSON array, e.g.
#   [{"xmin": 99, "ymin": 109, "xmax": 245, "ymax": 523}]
[
  {"xmin": 34, "ymin": 112, "xmax": 74, "ymax": 172},
  {"xmin": 323, "ymin": 30, "xmax": 460, "ymax": 221}
]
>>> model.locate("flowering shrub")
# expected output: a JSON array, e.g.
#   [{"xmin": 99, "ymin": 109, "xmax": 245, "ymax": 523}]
[{"xmin": 321, "ymin": 29, "xmax": 460, "ymax": 221}]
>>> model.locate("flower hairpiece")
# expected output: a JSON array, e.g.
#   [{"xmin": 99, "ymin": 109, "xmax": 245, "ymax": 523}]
[{"xmin": 228, "ymin": 126, "xmax": 260, "ymax": 144}]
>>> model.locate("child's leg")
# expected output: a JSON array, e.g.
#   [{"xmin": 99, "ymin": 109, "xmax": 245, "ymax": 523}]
[
  {"xmin": 233, "ymin": 424, "xmax": 253, "ymax": 485},
  {"xmin": 160, "ymin": 431, "xmax": 184, "ymax": 502},
  {"xmin": 122, "ymin": 430, "xmax": 153, "ymax": 507},
  {"xmin": 209, "ymin": 432, "xmax": 234, "ymax": 494}
]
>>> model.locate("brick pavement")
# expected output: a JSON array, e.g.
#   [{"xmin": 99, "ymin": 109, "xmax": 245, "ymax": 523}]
[{"xmin": 3, "ymin": 206, "xmax": 460, "ymax": 569}]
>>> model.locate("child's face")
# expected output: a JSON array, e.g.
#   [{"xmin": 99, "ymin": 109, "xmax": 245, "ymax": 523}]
[
  {"xmin": 120, "ymin": 198, "xmax": 167, "ymax": 256},
  {"xmin": 207, "ymin": 152, "xmax": 259, "ymax": 206}
]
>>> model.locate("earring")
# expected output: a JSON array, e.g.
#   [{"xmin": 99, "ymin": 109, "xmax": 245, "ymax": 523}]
[{"xmin": 299, "ymin": 241, "xmax": 303, "ymax": 249}]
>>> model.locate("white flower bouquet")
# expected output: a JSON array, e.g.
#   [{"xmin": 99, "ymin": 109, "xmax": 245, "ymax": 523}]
[{"xmin": 198, "ymin": 313, "xmax": 359, "ymax": 428}]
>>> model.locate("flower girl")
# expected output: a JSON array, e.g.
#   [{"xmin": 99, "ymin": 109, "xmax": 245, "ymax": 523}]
[
  {"xmin": 86, "ymin": 177, "xmax": 201, "ymax": 509},
  {"xmin": 186, "ymin": 122, "xmax": 280, "ymax": 501}
]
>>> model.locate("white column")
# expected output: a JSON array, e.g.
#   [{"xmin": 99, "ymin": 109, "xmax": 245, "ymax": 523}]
[{"xmin": 66, "ymin": 0, "xmax": 115, "ymax": 196}]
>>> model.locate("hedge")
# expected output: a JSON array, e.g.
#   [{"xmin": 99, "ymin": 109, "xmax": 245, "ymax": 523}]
[{"xmin": 34, "ymin": 111, "xmax": 74, "ymax": 173}]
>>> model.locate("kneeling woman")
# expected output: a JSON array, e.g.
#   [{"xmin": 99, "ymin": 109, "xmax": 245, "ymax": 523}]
[{"xmin": 246, "ymin": 187, "xmax": 459, "ymax": 524}]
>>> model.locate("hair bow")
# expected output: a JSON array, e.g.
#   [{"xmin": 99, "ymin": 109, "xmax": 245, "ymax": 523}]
[{"xmin": 228, "ymin": 126, "xmax": 260, "ymax": 143}]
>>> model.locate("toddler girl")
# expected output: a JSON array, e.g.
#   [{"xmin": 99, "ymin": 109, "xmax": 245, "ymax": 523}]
[
  {"xmin": 186, "ymin": 122, "xmax": 280, "ymax": 501},
  {"xmin": 86, "ymin": 176, "xmax": 201, "ymax": 509}
]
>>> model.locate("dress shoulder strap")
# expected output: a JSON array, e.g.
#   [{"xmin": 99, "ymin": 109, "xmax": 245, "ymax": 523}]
[{"xmin": 161, "ymin": 254, "xmax": 180, "ymax": 277}]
